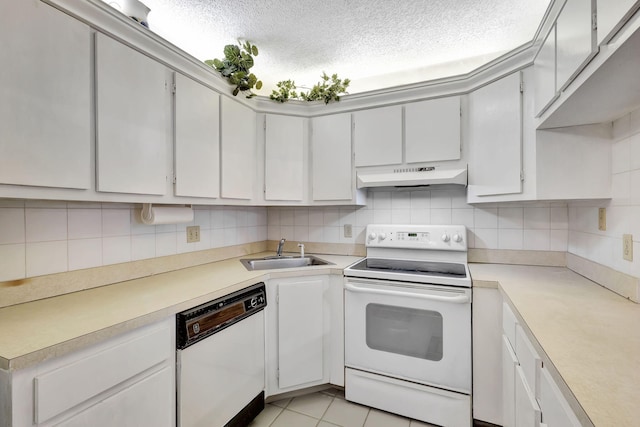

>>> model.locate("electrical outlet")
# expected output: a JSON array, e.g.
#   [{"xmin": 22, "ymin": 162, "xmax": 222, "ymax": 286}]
[
  {"xmin": 344, "ymin": 224, "xmax": 353, "ymax": 238},
  {"xmin": 623, "ymin": 234, "xmax": 633, "ymax": 261},
  {"xmin": 187, "ymin": 225, "xmax": 200, "ymax": 243},
  {"xmin": 598, "ymin": 208, "xmax": 606, "ymax": 231}
]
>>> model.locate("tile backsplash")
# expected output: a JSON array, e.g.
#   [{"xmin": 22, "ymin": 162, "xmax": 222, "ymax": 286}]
[
  {"xmin": 267, "ymin": 187, "xmax": 569, "ymax": 252},
  {"xmin": 0, "ymin": 201, "xmax": 267, "ymax": 281},
  {"xmin": 568, "ymin": 108, "xmax": 640, "ymax": 279}
]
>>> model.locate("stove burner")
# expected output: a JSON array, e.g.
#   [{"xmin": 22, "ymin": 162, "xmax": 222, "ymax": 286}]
[{"xmin": 350, "ymin": 258, "xmax": 467, "ymax": 278}]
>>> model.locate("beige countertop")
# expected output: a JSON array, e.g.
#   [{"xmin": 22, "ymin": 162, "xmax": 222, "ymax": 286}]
[
  {"xmin": 469, "ymin": 263, "xmax": 640, "ymax": 427},
  {"xmin": 0, "ymin": 252, "xmax": 361, "ymax": 371}
]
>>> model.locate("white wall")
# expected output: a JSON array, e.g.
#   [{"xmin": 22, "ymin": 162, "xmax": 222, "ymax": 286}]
[
  {"xmin": 0, "ymin": 201, "xmax": 267, "ymax": 281},
  {"xmin": 267, "ymin": 187, "xmax": 569, "ymax": 252},
  {"xmin": 568, "ymin": 108, "xmax": 640, "ymax": 279}
]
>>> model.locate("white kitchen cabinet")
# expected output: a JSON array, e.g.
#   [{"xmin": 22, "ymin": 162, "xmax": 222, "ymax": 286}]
[
  {"xmin": 95, "ymin": 33, "xmax": 170, "ymax": 195},
  {"xmin": 468, "ymin": 66, "xmax": 611, "ymax": 204},
  {"xmin": 556, "ymin": 0, "xmax": 596, "ymax": 92},
  {"xmin": 472, "ymin": 287, "xmax": 503, "ymax": 425},
  {"xmin": 0, "ymin": 1, "xmax": 91, "ymax": 190},
  {"xmin": 597, "ymin": 0, "xmax": 640, "ymax": 45},
  {"xmin": 264, "ymin": 114, "xmax": 307, "ymax": 201},
  {"xmin": 502, "ymin": 335, "xmax": 518, "ymax": 427},
  {"xmin": 311, "ymin": 113, "xmax": 353, "ymax": 201},
  {"xmin": 468, "ymin": 72, "xmax": 523, "ymax": 198},
  {"xmin": 220, "ymin": 97, "xmax": 257, "ymax": 200},
  {"xmin": 174, "ymin": 73, "xmax": 220, "ymax": 199},
  {"xmin": 515, "ymin": 365, "xmax": 542, "ymax": 427},
  {"xmin": 265, "ymin": 276, "xmax": 331, "ymax": 395},
  {"xmin": 2, "ymin": 319, "xmax": 174, "ymax": 426},
  {"xmin": 353, "ymin": 106, "xmax": 402, "ymax": 167},
  {"xmin": 534, "ymin": 25, "xmax": 557, "ymax": 117},
  {"xmin": 405, "ymin": 96, "xmax": 461, "ymax": 163},
  {"xmin": 539, "ymin": 366, "xmax": 582, "ymax": 427}
]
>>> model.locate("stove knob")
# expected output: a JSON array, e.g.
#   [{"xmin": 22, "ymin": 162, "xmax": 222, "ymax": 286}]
[
  {"xmin": 453, "ymin": 233, "xmax": 463, "ymax": 243},
  {"xmin": 441, "ymin": 233, "xmax": 450, "ymax": 242},
  {"xmin": 368, "ymin": 232, "xmax": 377, "ymax": 241},
  {"xmin": 379, "ymin": 232, "xmax": 387, "ymax": 241}
]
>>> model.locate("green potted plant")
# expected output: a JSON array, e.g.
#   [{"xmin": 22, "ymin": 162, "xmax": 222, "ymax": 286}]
[{"xmin": 205, "ymin": 41, "xmax": 263, "ymax": 98}]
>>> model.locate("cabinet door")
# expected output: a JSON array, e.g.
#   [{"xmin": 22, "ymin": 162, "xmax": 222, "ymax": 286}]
[
  {"xmin": 57, "ymin": 367, "xmax": 173, "ymax": 427},
  {"xmin": 468, "ymin": 72, "xmax": 522, "ymax": 197},
  {"xmin": 278, "ymin": 278, "xmax": 324, "ymax": 389},
  {"xmin": 539, "ymin": 367, "xmax": 582, "ymax": 427},
  {"xmin": 556, "ymin": 0, "xmax": 596, "ymax": 91},
  {"xmin": 405, "ymin": 97, "xmax": 461, "ymax": 163},
  {"xmin": 174, "ymin": 73, "xmax": 220, "ymax": 198},
  {"xmin": 95, "ymin": 33, "xmax": 169, "ymax": 195},
  {"xmin": 265, "ymin": 114, "xmax": 306, "ymax": 201},
  {"xmin": 597, "ymin": 0, "xmax": 640, "ymax": 45},
  {"xmin": 502, "ymin": 335, "xmax": 518, "ymax": 427},
  {"xmin": 312, "ymin": 114, "xmax": 353, "ymax": 201},
  {"xmin": 220, "ymin": 97, "xmax": 257, "ymax": 199},
  {"xmin": 515, "ymin": 366, "xmax": 542, "ymax": 427},
  {"xmin": 0, "ymin": 1, "xmax": 91, "ymax": 189},
  {"xmin": 353, "ymin": 106, "xmax": 402, "ymax": 167},
  {"xmin": 534, "ymin": 25, "xmax": 557, "ymax": 116}
]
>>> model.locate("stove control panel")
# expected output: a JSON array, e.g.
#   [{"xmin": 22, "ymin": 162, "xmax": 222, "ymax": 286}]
[{"xmin": 366, "ymin": 224, "xmax": 467, "ymax": 251}]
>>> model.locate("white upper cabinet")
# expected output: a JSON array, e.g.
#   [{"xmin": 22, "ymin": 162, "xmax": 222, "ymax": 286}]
[
  {"xmin": 534, "ymin": 25, "xmax": 557, "ymax": 117},
  {"xmin": 264, "ymin": 114, "xmax": 306, "ymax": 201},
  {"xmin": 95, "ymin": 33, "xmax": 169, "ymax": 195},
  {"xmin": 556, "ymin": 0, "xmax": 596, "ymax": 92},
  {"xmin": 405, "ymin": 97, "xmax": 461, "ymax": 163},
  {"xmin": 353, "ymin": 106, "xmax": 402, "ymax": 167},
  {"xmin": 0, "ymin": 1, "xmax": 91, "ymax": 189},
  {"xmin": 220, "ymin": 97, "xmax": 257, "ymax": 200},
  {"xmin": 597, "ymin": 0, "xmax": 640, "ymax": 45},
  {"xmin": 468, "ymin": 72, "xmax": 523, "ymax": 198},
  {"xmin": 174, "ymin": 73, "xmax": 220, "ymax": 199},
  {"xmin": 311, "ymin": 114, "xmax": 353, "ymax": 201}
]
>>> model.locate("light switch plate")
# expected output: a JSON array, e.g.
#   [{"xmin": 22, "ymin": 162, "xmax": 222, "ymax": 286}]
[
  {"xmin": 187, "ymin": 225, "xmax": 200, "ymax": 243},
  {"xmin": 623, "ymin": 234, "xmax": 633, "ymax": 261},
  {"xmin": 598, "ymin": 208, "xmax": 606, "ymax": 231}
]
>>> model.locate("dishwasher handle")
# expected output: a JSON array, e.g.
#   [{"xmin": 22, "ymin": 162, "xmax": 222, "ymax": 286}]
[{"xmin": 345, "ymin": 282, "xmax": 470, "ymax": 304}]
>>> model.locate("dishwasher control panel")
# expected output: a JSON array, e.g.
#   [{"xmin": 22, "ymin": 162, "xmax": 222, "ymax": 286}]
[{"xmin": 176, "ymin": 282, "xmax": 266, "ymax": 349}]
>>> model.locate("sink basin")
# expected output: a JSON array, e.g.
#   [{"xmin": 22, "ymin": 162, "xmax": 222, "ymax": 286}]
[{"xmin": 240, "ymin": 255, "xmax": 333, "ymax": 271}]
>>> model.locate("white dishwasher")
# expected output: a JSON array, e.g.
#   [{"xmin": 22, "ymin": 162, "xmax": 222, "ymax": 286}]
[{"xmin": 176, "ymin": 282, "xmax": 266, "ymax": 427}]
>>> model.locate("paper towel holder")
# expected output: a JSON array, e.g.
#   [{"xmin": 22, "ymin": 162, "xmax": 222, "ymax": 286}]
[{"xmin": 140, "ymin": 203, "xmax": 194, "ymax": 225}]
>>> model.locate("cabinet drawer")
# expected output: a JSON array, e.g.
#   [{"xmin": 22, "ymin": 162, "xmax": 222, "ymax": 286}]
[
  {"xmin": 34, "ymin": 323, "xmax": 171, "ymax": 423},
  {"xmin": 502, "ymin": 302, "xmax": 518, "ymax": 346},
  {"xmin": 515, "ymin": 325, "xmax": 542, "ymax": 398}
]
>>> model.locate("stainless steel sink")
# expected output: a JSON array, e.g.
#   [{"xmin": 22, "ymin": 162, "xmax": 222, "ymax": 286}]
[{"xmin": 240, "ymin": 255, "xmax": 333, "ymax": 271}]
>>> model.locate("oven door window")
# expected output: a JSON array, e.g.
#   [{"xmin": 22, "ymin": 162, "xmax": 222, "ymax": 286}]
[{"xmin": 365, "ymin": 303, "xmax": 443, "ymax": 361}]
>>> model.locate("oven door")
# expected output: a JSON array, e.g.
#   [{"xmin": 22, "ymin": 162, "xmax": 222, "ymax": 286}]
[{"xmin": 345, "ymin": 278, "xmax": 471, "ymax": 393}]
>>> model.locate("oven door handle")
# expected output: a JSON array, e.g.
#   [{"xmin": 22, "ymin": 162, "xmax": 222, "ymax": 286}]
[{"xmin": 344, "ymin": 283, "xmax": 470, "ymax": 304}]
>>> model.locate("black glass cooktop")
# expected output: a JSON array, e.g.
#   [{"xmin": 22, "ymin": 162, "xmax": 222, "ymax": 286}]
[{"xmin": 348, "ymin": 258, "xmax": 467, "ymax": 278}]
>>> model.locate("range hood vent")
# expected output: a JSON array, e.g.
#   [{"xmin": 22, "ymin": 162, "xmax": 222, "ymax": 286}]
[{"xmin": 357, "ymin": 167, "xmax": 467, "ymax": 189}]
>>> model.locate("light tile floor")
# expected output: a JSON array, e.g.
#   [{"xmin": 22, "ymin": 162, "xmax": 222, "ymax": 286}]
[{"xmin": 249, "ymin": 388, "xmax": 437, "ymax": 427}]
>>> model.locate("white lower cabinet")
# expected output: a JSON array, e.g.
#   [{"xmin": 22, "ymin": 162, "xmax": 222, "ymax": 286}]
[
  {"xmin": 502, "ymin": 300, "xmax": 583, "ymax": 427},
  {"xmin": 265, "ymin": 275, "xmax": 334, "ymax": 396},
  {"xmin": 2, "ymin": 319, "xmax": 174, "ymax": 427}
]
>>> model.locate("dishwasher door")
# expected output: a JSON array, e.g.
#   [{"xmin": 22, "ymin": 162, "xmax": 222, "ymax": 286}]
[{"xmin": 177, "ymin": 310, "xmax": 265, "ymax": 427}]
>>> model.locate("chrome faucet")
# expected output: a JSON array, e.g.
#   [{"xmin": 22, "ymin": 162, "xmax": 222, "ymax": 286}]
[{"xmin": 276, "ymin": 238, "xmax": 286, "ymax": 256}]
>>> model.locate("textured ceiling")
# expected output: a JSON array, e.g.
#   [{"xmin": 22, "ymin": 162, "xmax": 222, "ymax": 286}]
[{"xmin": 117, "ymin": 0, "xmax": 551, "ymax": 95}]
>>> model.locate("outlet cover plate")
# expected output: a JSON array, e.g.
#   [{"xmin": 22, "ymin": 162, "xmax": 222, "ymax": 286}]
[
  {"xmin": 623, "ymin": 234, "xmax": 633, "ymax": 261},
  {"xmin": 598, "ymin": 208, "xmax": 606, "ymax": 231},
  {"xmin": 187, "ymin": 225, "xmax": 200, "ymax": 243},
  {"xmin": 344, "ymin": 224, "xmax": 353, "ymax": 238}
]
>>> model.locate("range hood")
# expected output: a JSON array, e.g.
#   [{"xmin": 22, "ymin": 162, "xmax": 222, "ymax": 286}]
[{"xmin": 357, "ymin": 167, "xmax": 467, "ymax": 189}]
